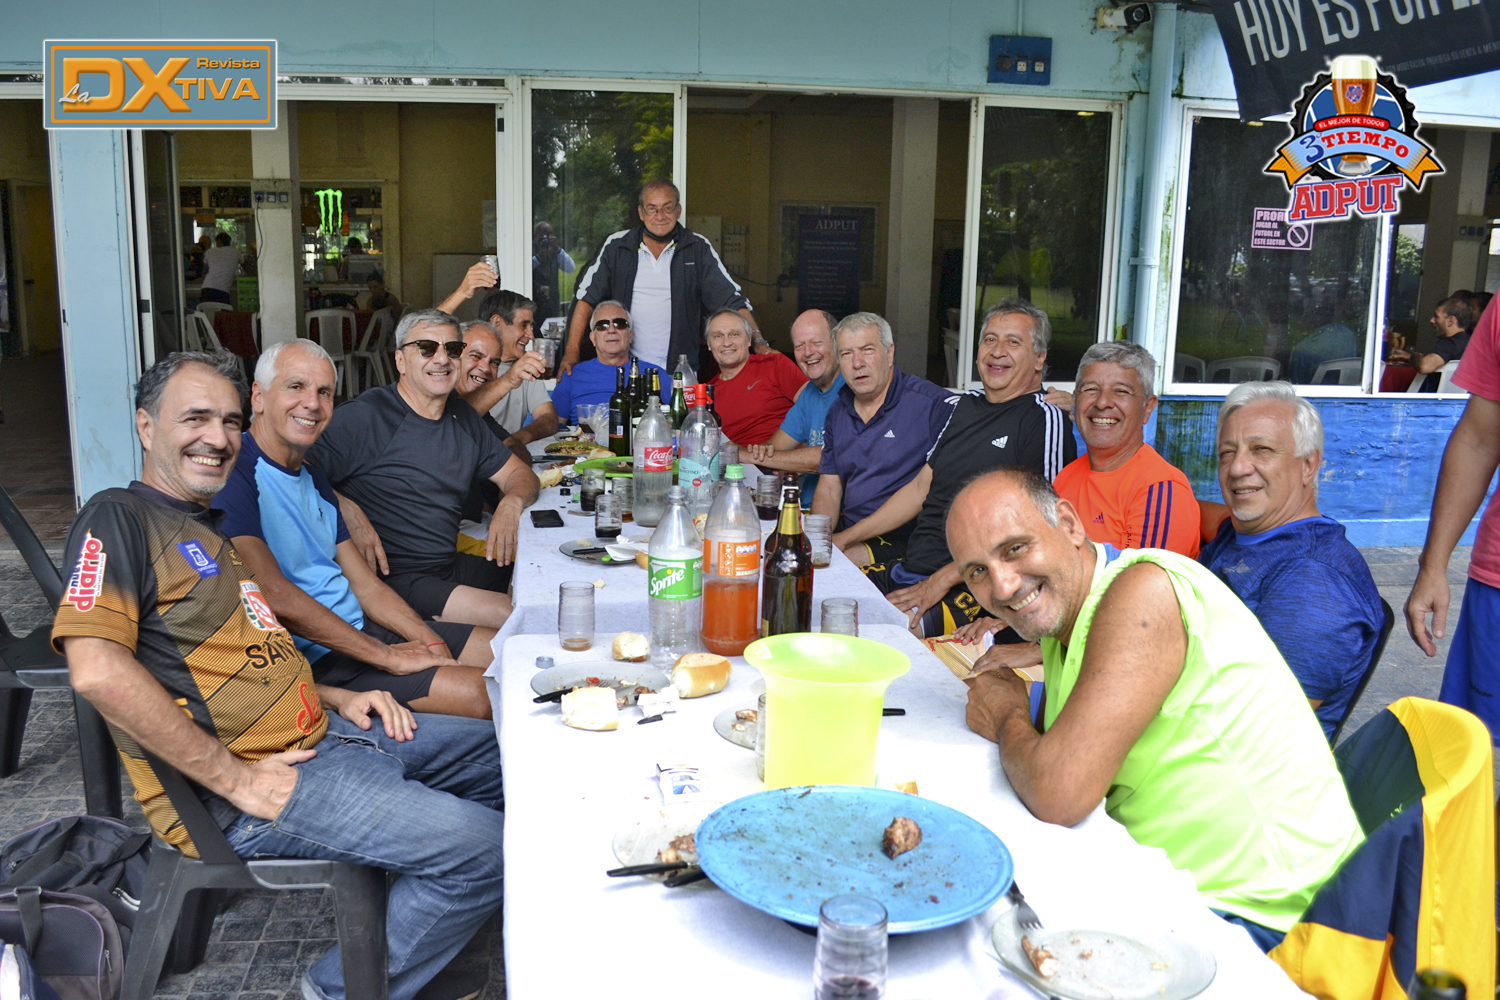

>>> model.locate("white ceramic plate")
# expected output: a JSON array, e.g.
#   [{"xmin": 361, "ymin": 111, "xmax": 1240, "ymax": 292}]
[{"xmin": 991, "ymin": 909, "xmax": 1216, "ymax": 1000}]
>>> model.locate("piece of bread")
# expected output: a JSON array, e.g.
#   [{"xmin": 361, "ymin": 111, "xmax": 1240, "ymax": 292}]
[
  {"xmin": 612, "ymin": 631, "xmax": 650, "ymax": 662},
  {"xmin": 537, "ymin": 466, "xmax": 564, "ymax": 489},
  {"xmin": 882, "ymin": 816, "xmax": 923, "ymax": 858},
  {"xmin": 635, "ymin": 550, "xmax": 649, "ymax": 569},
  {"xmin": 560, "ymin": 686, "xmax": 619, "ymax": 731},
  {"xmin": 672, "ymin": 652, "xmax": 731, "ymax": 698}
]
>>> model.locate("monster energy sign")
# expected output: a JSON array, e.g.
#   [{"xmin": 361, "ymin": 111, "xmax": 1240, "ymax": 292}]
[{"xmin": 316, "ymin": 188, "xmax": 342, "ymax": 235}]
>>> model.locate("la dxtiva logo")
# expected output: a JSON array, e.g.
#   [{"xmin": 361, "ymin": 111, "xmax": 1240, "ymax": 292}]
[
  {"xmin": 43, "ymin": 40, "xmax": 277, "ymax": 130},
  {"xmin": 1263, "ymin": 54, "xmax": 1442, "ymax": 223}
]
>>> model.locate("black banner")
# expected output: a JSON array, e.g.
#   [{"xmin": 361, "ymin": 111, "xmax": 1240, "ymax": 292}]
[
  {"xmin": 797, "ymin": 215, "xmax": 862, "ymax": 317},
  {"xmin": 1204, "ymin": 0, "xmax": 1500, "ymax": 120}
]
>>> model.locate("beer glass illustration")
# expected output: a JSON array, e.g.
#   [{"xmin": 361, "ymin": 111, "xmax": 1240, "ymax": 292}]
[{"xmin": 1331, "ymin": 55, "xmax": 1378, "ymax": 175}]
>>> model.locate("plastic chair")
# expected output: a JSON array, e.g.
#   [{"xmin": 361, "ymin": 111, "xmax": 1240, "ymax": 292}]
[
  {"xmin": 1401, "ymin": 360, "xmax": 1462, "ymax": 394},
  {"xmin": 940, "ymin": 329, "xmax": 959, "ymax": 388},
  {"xmin": 1310, "ymin": 357, "xmax": 1364, "ymax": 386},
  {"xmin": 120, "ymin": 750, "xmax": 389, "ymax": 1000},
  {"xmin": 1270, "ymin": 698, "xmax": 1495, "ymax": 998},
  {"xmin": 194, "ymin": 301, "xmax": 233, "ymax": 320},
  {"xmin": 350, "ymin": 310, "xmax": 394, "ymax": 394},
  {"xmin": 184, "ymin": 311, "xmax": 227, "ymax": 355},
  {"xmin": 305, "ymin": 309, "xmax": 354, "ymax": 396},
  {"xmin": 1328, "ymin": 599, "xmax": 1395, "ymax": 746},
  {"xmin": 1173, "ymin": 354, "xmax": 1205, "ymax": 383},
  {"xmin": 0, "ymin": 485, "xmax": 122, "ymax": 818},
  {"xmin": 1207, "ymin": 356, "xmax": 1280, "ymax": 383}
]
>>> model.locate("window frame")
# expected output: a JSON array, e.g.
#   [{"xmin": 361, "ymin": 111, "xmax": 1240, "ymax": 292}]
[
  {"xmin": 959, "ymin": 94, "xmax": 1124, "ymax": 391},
  {"xmin": 1163, "ymin": 101, "xmax": 1393, "ymax": 397}
]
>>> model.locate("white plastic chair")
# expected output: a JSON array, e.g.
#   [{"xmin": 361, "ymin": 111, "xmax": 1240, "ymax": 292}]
[
  {"xmin": 1406, "ymin": 360, "xmax": 1464, "ymax": 395},
  {"xmin": 1310, "ymin": 357, "xmax": 1363, "ymax": 386},
  {"xmin": 350, "ymin": 310, "xmax": 394, "ymax": 394},
  {"xmin": 1208, "ymin": 356, "xmax": 1280, "ymax": 383},
  {"xmin": 1174, "ymin": 354, "xmax": 1206, "ymax": 383},
  {"xmin": 305, "ymin": 309, "xmax": 355, "ymax": 396},
  {"xmin": 195, "ymin": 301, "xmax": 233, "ymax": 320},
  {"xmin": 184, "ymin": 311, "xmax": 225, "ymax": 354},
  {"xmin": 941, "ymin": 329, "xmax": 960, "ymax": 388}
]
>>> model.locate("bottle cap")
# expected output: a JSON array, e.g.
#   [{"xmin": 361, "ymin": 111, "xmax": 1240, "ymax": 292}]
[
  {"xmin": 725, "ymin": 464, "xmax": 745, "ymax": 479},
  {"xmin": 535, "ymin": 656, "xmax": 555, "ymax": 670},
  {"xmin": 667, "ymin": 485, "xmax": 687, "ymax": 501}
]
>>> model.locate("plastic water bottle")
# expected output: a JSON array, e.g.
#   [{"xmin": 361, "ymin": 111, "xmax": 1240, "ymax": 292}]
[
  {"xmin": 678, "ymin": 397, "xmax": 721, "ymax": 518},
  {"xmin": 701, "ymin": 465, "xmax": 760, "ymax": 656},
  {"xmin": 675, "ymin": 354, "xmax": 698, "ymax": 406},
  {"xmin": 649, "ymin": 485, "xmax": 703, "ymax": 668},
  {"xmin": 632, "ymin": 400, "xmax": 674, "ymax": 527}
]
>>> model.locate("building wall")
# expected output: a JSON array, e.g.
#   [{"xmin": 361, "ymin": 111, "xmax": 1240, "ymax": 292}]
[
  {"xmin": 396, "ymin": 102, "xmax": 495, "ymax": 311},
  {"xmin": 0, "ymin": 101, "xmax": 59, "ymax": 355}
]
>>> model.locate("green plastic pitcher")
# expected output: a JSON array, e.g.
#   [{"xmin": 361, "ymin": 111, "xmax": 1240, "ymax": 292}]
[{"xmin": 744, "ymin": 633, "xmax": 910, "ymax": 788}]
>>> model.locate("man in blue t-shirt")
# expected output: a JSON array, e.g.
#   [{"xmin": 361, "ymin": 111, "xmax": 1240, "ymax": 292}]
[
  {"xmin": 1198, "ymin": 382, "xmax": 1384, "ymax": 740},
  {"xmin": 745, "ymin": 309, "xmax": 845, "ymax": 507},
  {"xmin": 548, "ymin": 300, "xmax": 669, "ymax": 424},
  {"xmin": 214, "ymin": 339, "xmax": 497, "ymax": 720}
]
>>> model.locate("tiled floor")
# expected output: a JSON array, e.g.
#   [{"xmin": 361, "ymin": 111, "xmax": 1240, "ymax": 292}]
[{"xmin": 0, "ymin": 352, "xmax": 77, "ymax": 546}]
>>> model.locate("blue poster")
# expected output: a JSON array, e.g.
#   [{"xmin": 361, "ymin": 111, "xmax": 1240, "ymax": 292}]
[{"xmin": 798, "ymin": 215, "xmax": 861, "ymax": 317}]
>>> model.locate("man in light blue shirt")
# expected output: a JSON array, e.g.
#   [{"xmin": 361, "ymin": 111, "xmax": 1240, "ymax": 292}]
[{"xmin": 745, "ymin": 309, "xmax": 844, "ymax": 505}]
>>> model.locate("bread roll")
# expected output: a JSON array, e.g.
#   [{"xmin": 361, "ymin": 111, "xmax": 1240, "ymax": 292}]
[
  {"xmin": 612, "ymin": 631, "xmax": 650, "ymax": 662},
  {"xmin": 560, "ymin": 686, "xmax": 619, "ymax": 731},
  {"xmin": 537, "ymin": 466, "xmax": 564, "ymax": 489},
  {"xmin": 635, "ymin": 550, "xmax": 649, "ymax": 569},
  {"xmin": 671, "ymin": 652, "xmax": 731, "ymax": 698}
]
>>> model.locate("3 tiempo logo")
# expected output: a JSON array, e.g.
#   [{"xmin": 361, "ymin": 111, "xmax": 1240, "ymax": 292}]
[
  {"xmin": 1264, "ymin": 54, "xmax": 1442, "ymax": 223},
  {"xmin": 64, "ymin": 531, "xmax": 107, "ymax": 612},
  {"xmin": 44, "ymin": 40, "xmax": 276, "ymax": 129}
]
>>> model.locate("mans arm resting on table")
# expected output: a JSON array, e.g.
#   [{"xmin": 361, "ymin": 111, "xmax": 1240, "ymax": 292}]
[
  {"xmin": 964, "ymin": 562, "xmax": 1185, "ymax": 826},
  {"xmin": 64, "ymin": 638, "xmax": 416, "ymax": 818},
  {"xmin": 745, "ymin": 429, "xmax": 823, "ymax": 474},
  {"xmin": 486, "ymin": 453, "xmax": 541, "ymax": 566},
  {"xmin": 505, "ymin": 401, "xmax": 561, "ymax": 449},
  {"xmin": 230, "ymin": 535, "xmax": 460, "ymax": 675}
]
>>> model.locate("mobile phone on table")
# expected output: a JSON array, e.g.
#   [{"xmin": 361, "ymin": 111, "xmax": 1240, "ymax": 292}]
[{"xmin": 529, "ymin": 509, "xmax": 565, "ymax": 528}]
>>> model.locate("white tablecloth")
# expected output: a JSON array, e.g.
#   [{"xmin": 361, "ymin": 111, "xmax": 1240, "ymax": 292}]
[{"xmin": 491, "ymin": 624, "xmax": 1305, "ymax": 999}]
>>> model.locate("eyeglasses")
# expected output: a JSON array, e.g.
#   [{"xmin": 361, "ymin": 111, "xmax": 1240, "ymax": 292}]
[
  {"xmin": 402, "ymin": 339, "xmax": 465, "ymax": 359},
  {"xmin": 592, "ymin": 318, "xmax": 632, "ymax": 332},
  {"xmin": 641, "ymin": 202, "xmax": 679, "ymax": 217}
]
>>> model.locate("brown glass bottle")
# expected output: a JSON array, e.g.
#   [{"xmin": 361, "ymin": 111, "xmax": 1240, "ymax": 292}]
[{"xmin": 761, "ymin": 486, "xmax": 813, "ymax": 636}]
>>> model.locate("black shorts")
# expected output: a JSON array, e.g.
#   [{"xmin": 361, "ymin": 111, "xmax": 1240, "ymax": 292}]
[
  {"xmin": 837, "ymin": 518, "xmax": 915, "ymax": 568},
  {"xmin": 197, "ymin": 287, "xmax": 233, "ymax": 305},
  {"xmin": 309, "ymin": 620, "xmax": 477, "ymax": 706},
  {"xmin": 384, "ymin": 553, "xmax": 514, "ymax": 620},
  {"xmin": 862, "ymin": 562, "xmax": 1022, "ymax": 643}
]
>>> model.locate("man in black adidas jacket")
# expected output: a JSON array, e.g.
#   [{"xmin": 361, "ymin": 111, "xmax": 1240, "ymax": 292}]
[{"xmin": 559, "ymin": 179, "xmax": 759, "ymax": 376}]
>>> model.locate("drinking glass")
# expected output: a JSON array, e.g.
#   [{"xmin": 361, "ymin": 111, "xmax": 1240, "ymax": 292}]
[
  {"xmin": 594, "ymin": 492, "xmax": 622, "ymax": 539},
  {"xmin": 803, "ymin": 514, "xmax": 833, "ymax": 567},
  {"xmin": 578, "ymin": 403, "xmax": 608, "ymax": 443},
  {"xmin": 820, "ymin": 598, "xmax": 858, "ymax": 637},
  {"xmin": 813, "ymin": 895, "xmax": 887, "ymax": 1000},
  {"xmin": 558, "ymin": 581, "xmax": 595, "ymax": 651},
  {"xmin": 754, "ymin": 474, "xmax": 781, "ymax": 519},
  {"xmin": 533, "ymin": 338, "xmax": 557, "ymax": 370},
  {"xmin": 481, "ymin": 254, "xmax": 501, "ymax": 286},
  {"xmin": 580, "ymin": 469, "xmax": 605, "ymax": 513},
  {"xmin": 612, "ymin": 476, "xmax": 634, "ymax": 515},
  {"xmin": 719, "ymin": 440, "xmax": 740, "ymax": 471},
  {"xmin": 754, "ymin": 692, "xmax": 768, "ymax": 783}
]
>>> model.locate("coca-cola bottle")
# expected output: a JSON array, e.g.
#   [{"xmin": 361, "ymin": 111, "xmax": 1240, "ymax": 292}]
[{"xmin": 632, "ymin": 400, "xmax": 674, "ymax": 527}]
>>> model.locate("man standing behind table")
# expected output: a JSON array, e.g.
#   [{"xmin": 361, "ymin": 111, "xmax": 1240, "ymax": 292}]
[
  {"xmin": 745, "ymin": 309, "xmax": 845, "ymax": 506},
  {"xmin": 838, "ymin": 299, "xmax": 1073, "ymax": 638},
  {"xmin": 560, "ymin": 179, "xmax": 764, "ymax": 375},
  {"xmin": 53, "ymin": 352, "xmax": 506, "ymax": 1000},
  {"xmin": 1406, "ymin": 296, "xmax": 1500, "ymax": 743},
  {"xmin": 813, "ymin": 312, "xmax": 954, "ymax": 569},
  {"xmin": 707, "ymin": 309, "xmax": 809, "ymax": 448},
  {"xmin": 549, "ymin": 301, "xmax": 670, "ymax": 425},
  {"xmin": 1053, "ymin": 341, "xmax": 1201, "ymax": 556},
  {"xmin": 1389, "ymin": 293, "xmax": 1476, "ymax": 391},
  {"xmin": 214, "ymin": 339, "xmax": 496, "ymax": 721},
  {"xmin": 954, "ymin": 468, "xmax": 1363, "ymax": 947},
  {"xmin": 1198, "ymin": 382, "xmax": 1383, "ymax": 740},
  {"xmin": 307, "ymin": 309, "xmax": 540, "ymax": 630}
]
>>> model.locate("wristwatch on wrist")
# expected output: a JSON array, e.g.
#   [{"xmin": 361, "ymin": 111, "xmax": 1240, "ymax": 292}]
[{"xmin": 752, "ymin": 331, "xmax": 769, "ymax": 347}]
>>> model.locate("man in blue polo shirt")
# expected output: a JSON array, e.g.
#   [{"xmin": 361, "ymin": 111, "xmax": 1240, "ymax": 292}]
[
  {"xmin": 812, "ymin": 312, "xmax": 954, "ymax": 567},
  {"xmin": 1198, "ymin": 381, "xmax": 1383, "ymax": 740},
  {"xmin": 214, "ymin": 339, "xmax": 497, "ymax": 720},
  {"xmin": 549, "ymin": 300, "xmax": 669, "ymax": 424},
  {"xmin": 745, "ymin": 309, "xmax": 844, "ymax": 506}
]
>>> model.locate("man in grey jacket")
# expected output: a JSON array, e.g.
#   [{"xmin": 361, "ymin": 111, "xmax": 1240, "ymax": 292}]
[{"xmin": 559, "ymin": 179, "xmax": 762, "ymax": 376}]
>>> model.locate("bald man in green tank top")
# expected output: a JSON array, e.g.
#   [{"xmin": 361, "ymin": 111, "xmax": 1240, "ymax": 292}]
[{"xmin": 950, "ymin": 466, "xmax": 1363, "ymax": 947}]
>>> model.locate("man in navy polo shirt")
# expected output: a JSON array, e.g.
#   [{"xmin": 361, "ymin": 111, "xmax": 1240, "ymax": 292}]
[{"xmin": 812, "ymin": 312, "xmax": 953, "ymax": 568}]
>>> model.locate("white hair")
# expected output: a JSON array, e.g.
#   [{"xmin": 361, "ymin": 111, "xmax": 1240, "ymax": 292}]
[
  {"xmin": 833, "ymin": 312, "xmax": 894, "ymax": 349},
  {"xmin": 254, "ymin": 338, "xmax": 333, "ymax": 387},
  {"xmin": 1218, "ymin": 381, "xmax": 1324, "ymax": 458}
]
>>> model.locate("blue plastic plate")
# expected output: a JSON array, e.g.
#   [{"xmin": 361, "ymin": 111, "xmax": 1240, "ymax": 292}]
[{"xmin": 696, "ymin": 786, "xmax": 1013, "ymax": 933}]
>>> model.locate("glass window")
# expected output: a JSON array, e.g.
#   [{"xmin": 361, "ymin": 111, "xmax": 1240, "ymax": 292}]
[
  {"xmin": 1174, "ymin": 116, "xmax": 1380, "ymax": 388},
  {"xmin": 973, "ymin": 106, "xmax": 1112, "ymax": 384},
  {"xmin": 530, "ymin": 90, "xmax": 674, "ymax": 326}
]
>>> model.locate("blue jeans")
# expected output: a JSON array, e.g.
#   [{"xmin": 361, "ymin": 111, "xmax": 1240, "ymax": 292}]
[{"xmin": 223, "ymin": 713, "xmax": 505, "ymax": 1000}]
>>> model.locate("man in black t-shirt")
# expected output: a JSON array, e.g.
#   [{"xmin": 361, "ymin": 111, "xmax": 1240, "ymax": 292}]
[
  {"xmin": 307, "ymin": 309, "xmax": 540, "ymax": 628},
  {"xmin": 1390, "ymin": 293, "xmax": 1475, "ymax": 391},
  {"xmin": 856, "ymin": 299, "xmax": 1075, "ymax": 637}
]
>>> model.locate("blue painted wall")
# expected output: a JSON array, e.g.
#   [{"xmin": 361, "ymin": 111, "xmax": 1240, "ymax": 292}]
[{"xmin": 1154, "ymin": 396, "xmax": 1496, "ymax": 547}]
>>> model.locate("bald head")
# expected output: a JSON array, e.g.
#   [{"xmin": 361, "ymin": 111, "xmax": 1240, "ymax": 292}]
[{"xmin": 946, "ymin": 468, "xmax": 1093, "ymax": 641}]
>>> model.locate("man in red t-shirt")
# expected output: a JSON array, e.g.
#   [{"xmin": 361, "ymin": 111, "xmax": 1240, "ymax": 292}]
[
  {"xmin": 708, "ymin": 308, "xmax": 808, "ymax": 446},
  {"xmin": 1407, "ymin": 295, "xmax": 1500, "ymax": 744}
]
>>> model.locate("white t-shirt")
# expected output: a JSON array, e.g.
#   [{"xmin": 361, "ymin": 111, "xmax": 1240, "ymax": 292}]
[
  {"xmin": 629, "ymin": 242, "xmax": 674, "ymax": 371},
  {"xmin": 489, "ymin": 360, "xmax": 554, "ymax": 432},
  {"xmin": 201, "ymin": 245, "xmax": 241, "ymax": 293}
]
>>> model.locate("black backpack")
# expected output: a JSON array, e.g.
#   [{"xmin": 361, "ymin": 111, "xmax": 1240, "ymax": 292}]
[
  {"xmin": 0, "ymin": 888, "xmax": 117, "ymax": 1000},
  {"xmin": 0, "ymin": 817, "xmax": 150, "ymax": 950}
]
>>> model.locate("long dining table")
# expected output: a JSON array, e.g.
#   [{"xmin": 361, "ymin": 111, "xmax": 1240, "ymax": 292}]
[{"xmin": 482, "ymin": 444, "xmax": 1307, "ymax": 998}]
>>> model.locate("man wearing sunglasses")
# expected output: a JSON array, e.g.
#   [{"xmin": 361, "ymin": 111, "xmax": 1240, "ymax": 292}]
[
  {"xmin": 561, "ymin": 179, "xmax": 762, "ymax": 377},
  {"xmin": 550, "ymin": 301, "xmax": 670, "ymax": 424},
  {"xmin": 459, "ymin": 289, "xmax": 561, "ymax": 447},
  {"xmin": 307, "ymin": 309, "xmax": 540, "ymax": 630}
]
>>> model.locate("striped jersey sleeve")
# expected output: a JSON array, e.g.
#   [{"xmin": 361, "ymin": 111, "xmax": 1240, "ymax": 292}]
[{"xmin": 1132, "ymin": 478, "xmax": 1202, "ymax": 557}]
